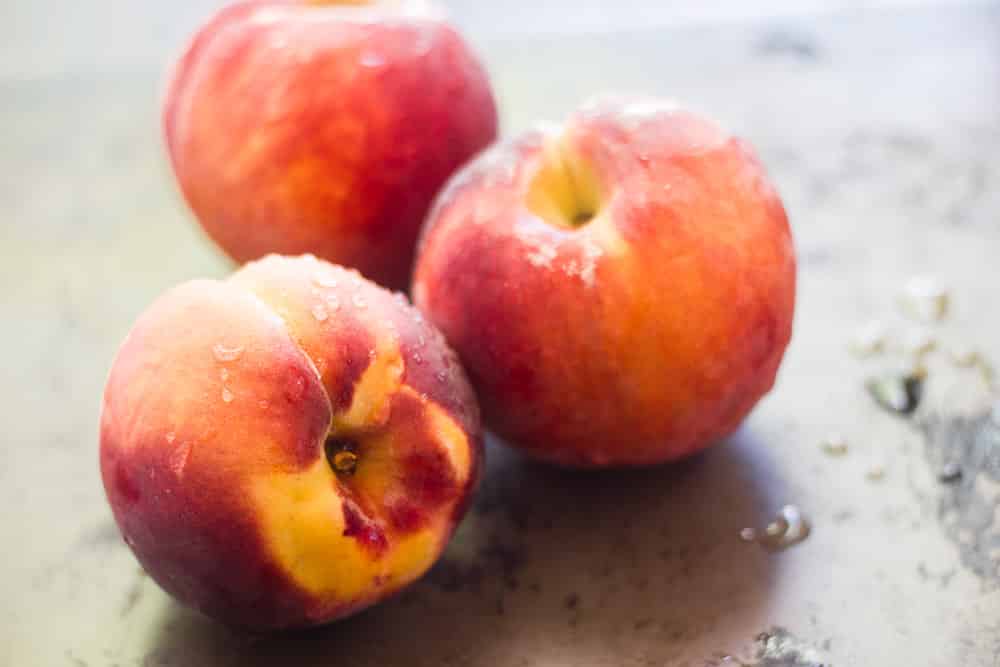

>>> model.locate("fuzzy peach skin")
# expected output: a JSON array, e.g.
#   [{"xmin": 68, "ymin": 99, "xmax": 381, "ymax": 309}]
[
  {"xmin": 163, "ymin": 0, "xmax": 498, "ymax": 290},
  {"xmin": 99, "ymin": 255, "xmax": 481, "ymax": 630},
  {"xmin": 413, "ymin": 98, "xmax": 795, "ymax": 467}
]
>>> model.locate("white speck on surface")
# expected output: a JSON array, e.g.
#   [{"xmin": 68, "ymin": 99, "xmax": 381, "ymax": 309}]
[
  {"xmin": 901, "ymin": 328, "xmax": 937, "ymax": 357},
  {"xmin": 848, "ymin": 320, "xmax": 887, "ymax": 358},
  {"xmin": 900, "ymin": 275, "xmax": 950, "ymax": 322},
  {"xmin": 212, "ymin": 343, "xmax": 244, "ymax": 362},
  {"xmin": 820, "ymin": 433, "xmax": 848, "ymax": 456},
  {"xmin": 950, "ymin": 346, "xmax": 980, "ymax": 367},
  {"xmin": 866, "ymin": 463, "xmax": 886, "ymax": 481},
  {"xmin": 312, "ymin": 304, "xmax": 329, "ymax": 322}
]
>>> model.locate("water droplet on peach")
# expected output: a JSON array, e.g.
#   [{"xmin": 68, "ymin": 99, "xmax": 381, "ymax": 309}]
[
  {"xmin": 312, "ymin": 304, "xmax": 329, "ymax": 322},
  {"xmin": 359, "ymin": 51, "xmax": 385, "ymax": 68},
  {"xmin": 212, "ymin": 343, "xmax": 244, "ymax": 362},
  {"xmin": 352, "ymin": 295, "xmax": 367, "ymax": 309},
  {"xmin": 312, "ymin": 272, "xmax": 339, "ymax": 288},
  {"xmin": 222, "ymin": 387, "xmax": 234, "ymax": 403},
  {"xmin": 220, "ymin": 368, "xmax": 229, "ymax": 382}
]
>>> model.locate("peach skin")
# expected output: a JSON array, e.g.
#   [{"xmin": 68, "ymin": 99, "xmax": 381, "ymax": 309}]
[
  {"xmin": 163, "ymin": 0, "xmax": 498, "ymax": 289},
  {"xmin": 99, "ymin": 255, "xmax": 481, "ymax": 629},
  {"xmin": 413, "ymin": 97, "xmax": 796, "ymax": 467}
]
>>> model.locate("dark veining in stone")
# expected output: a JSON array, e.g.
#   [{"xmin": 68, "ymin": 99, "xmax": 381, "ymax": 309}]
[{"xmin": 920, "ymin": 407, "xmax": 1000, "ymax": 585}]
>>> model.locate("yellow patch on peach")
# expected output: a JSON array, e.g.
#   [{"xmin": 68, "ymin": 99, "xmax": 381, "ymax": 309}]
[
  {"xmin": 423, "ymin": 397, "xmax": 473, "ymax": 487},
  {"xmin": 332, "ymin": 336, "xmax": 403, "ymax": 432},
  {"xmin": 252, "ymin": 460, "xmax": 438, "ymax": 601}
]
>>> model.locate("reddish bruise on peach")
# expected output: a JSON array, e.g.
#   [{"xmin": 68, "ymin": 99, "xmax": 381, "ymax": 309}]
[
  {"xmin": 100, "ymin": 255, "xmax": 481, "ymax": 630},
  {"xmin": 413, "ymin": 97, "xmax": 796, "ymax": 467},
  {"xmin": 163, "ymin": 0, "xmax": 498, "ymax": 289}
]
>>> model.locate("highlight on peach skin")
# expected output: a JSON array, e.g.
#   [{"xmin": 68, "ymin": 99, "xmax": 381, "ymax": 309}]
[
  {"xmin": 163, "ymin": 0, "xmax": 498, "ymax": 290},
  {"xmin": 413, "ymin": 97, "xmax": 796, "ymax": 467},
  {"xmin": 99, "ymin": 255, "xmax": 482, "ymax": 630}
]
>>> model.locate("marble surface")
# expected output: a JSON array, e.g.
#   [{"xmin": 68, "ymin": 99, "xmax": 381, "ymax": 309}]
[{"xmin": 2, "ymin": 2, "xmax": 999, "ymax": 665}]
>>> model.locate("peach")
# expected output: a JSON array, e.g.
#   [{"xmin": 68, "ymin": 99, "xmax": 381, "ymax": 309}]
[
  {"xmin": 413, "ymin": 97, "xmax": 795, "ymax": 467},
  {"xmin": 100, "ymin": 255, "xmax": 481, "ymax": 629},
  {"xmin": 163, "ymin": 0, "xmax": 498, "ymax": 289}
]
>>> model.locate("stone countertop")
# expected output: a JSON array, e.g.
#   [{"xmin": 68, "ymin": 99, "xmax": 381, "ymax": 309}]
[{"xmin": 2, "ymin": 2, "xmax": 999, "ymax": 665}]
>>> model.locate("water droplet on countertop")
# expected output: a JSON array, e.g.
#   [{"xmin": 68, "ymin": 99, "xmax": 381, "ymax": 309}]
[
  {"xmin": 312, "ymin": 304, "xmax": 329, "ymax": 322},
  {"xmin": 212, "ymin": 343, "xmax": 244, "ymax": 362},
  {"xmin": 222, "ymin": 387, "xmax": 234, "ymax": 403},
  {"xmin": 740, "ymin": 505, "xmax": 811, "ymax": 552},
  {"xmin": 820, "ymin": 434, "xmax": 848, "ymax": 457},
  {"xmin": 867, "ymin": 367, "xmax": 925, "ymax": 415},
  {"xmin": 938, "ymin": 461, "xmax": 962, "ymax": 483}
]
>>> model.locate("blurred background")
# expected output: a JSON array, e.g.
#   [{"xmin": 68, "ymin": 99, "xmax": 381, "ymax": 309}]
[{"xmin": 2, "ymin": 1, "xmax": 998, "ymax": 665}]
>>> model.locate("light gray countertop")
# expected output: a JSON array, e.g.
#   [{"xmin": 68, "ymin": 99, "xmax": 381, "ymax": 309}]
[{"xmin": 2, "ymin": 2, "xmax": 999, "ymax": 665}]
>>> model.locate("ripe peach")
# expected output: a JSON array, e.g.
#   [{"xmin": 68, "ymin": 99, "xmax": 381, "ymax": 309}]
[
  {"xmin": 413, "ymin": 98, "xmax": 795, "ymax": 467},
  {"xmin": 163, "ymin": 0, "xmax": 498, "ymax": 289},
  {"xmin": 100, "ymin": 255, "xmax": 481, "ymax": 629}
]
